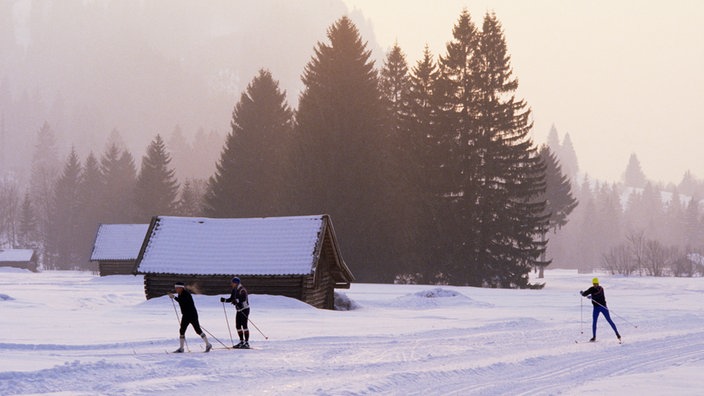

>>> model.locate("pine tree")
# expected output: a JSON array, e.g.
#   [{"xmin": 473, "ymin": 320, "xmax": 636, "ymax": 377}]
[
  {"xmin": 47, "ymin": 148, "xmax": 83, "ymax": 269},
  {"xmin": 291, "ymin": 17, "xmax": 395, "ymax": 282},
  {"xmin": 379, "ymin": 43, "xmax": 411, "ymax": 133},
  {"xmin": 678, "ymin": 170, "xmax": 699, "ymax": 197},
  {"xmin": 434, "ymin": 9, "xmax": 483, "ymax": 285},
  {"xmin": 29, "ymin": 122, "xmax": 60, "ymax": 264},
  {"xmin": 135, "ymin": 134, "xmax": 180, "ymax": 220},
  {"xmin": 540, "ymin": 145, "xmax": 578, "ymax": 232},
  {"xmin": 77, "ymin": 152, "xmax": 103, "ymax": 269},
  {"xmin": 434, "ymin": 10, "xmax": 548, "ymax": 287},
  {"xmin": 204, "ymin": 69, "xmax": 293, "ymax": 218},
  {"xmin": 473, "ymin": 12, "xmax": 549, "ymax": 287},
  {"xmin": 0, "ymin": 176, "xmax": 20, "ymax": 247},
  {"xmin": 378, "ymin": 43, "xmax": 421, "ymax": 280},
  {"xmin": 538, "ymin": 145, "xmax": 578, "ymax": 277},
  {"xmin": 623, "ymin": 153, "xmax": 648, "ymax": 188},
  {"xmin": 177, "ymin": 178, "xmax": 207, "ymax": 217},
  {"xmin": 405, "ymin": 45, "xmax": 447, "ymax": 282},
  {"xmin": 560, "ymin": 133, "xmax": 579, "ymax": 184},
  {"xmin": 18, "ymin": 192, "xmax": 38, "ymax": 249},
  {"xmin": 546, "ymin": 124, "xmax": 561, "ymax": 153},
  {"xmin": 167, "ymin": 125, "xmax": 189, "ymax": 180},
  {"xmin": 99, "ymin": 143, "xmax": 137, "ymax": 223}
]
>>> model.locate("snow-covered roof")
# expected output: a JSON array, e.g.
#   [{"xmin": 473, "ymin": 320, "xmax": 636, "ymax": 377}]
[
  {"xmin": 0, "ymin": 249, "xmax": 34, "ymax": 262},
  {"xmin": 91, "ymin": 224, "xmax": 149, "ymax": 261},
  {"xmin": 135, "ymin": 215, "xmax": 330, "ymax": 276}
]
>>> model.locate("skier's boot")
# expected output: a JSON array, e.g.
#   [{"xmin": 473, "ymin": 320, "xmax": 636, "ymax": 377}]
[
  {"xmin": 200, "ymin": 333, "xmax": 213, "ymax": 352},
  {"xmin": 589, "ymin": 337, "xmax": 596, "ymax": 342},
  {"xmin": 173, "ymin": 335, "xmax": 186, "ymax": 352},
  {"xmin": 241, "ymin": 341, "xmax": 249, "ymax": 349}
]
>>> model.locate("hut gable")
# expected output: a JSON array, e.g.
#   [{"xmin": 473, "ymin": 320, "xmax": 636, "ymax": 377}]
[
  {"xmin": 0, "ymin": 249, "xmax": 38, "ymax": 272},
  {"xmin": 134, "ymin": 215, "xmax": 354, "ymax": 309},
  {"xmin": 91, "ymin": 224, "xmax": 149, "ymax": 276}
]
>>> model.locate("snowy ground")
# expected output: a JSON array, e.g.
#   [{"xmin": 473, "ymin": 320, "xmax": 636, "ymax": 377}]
[{"xmin": 1, "ymin": 268, "xmax": 703, "ymax": 395}]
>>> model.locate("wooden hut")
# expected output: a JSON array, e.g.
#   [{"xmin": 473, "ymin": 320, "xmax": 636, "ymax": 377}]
[
  {"xmin": 91, "ymin": 224, "xmax": 149, "ymax": 276},
  {"xmin": 0, "ymin": 249, "xmax": 38, "ymax": 272},
  {"xmin": 133, "ymin": 215, "xmax": 354, "ymax": 310}
]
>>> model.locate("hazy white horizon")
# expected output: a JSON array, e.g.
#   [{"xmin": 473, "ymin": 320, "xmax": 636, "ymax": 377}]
[{"xmin": 344, "ymin": 0, "xmax": 704, "ymax": 185}]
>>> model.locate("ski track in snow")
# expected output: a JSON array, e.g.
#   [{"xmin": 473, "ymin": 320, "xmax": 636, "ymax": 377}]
[
  {"xmin": 2, "ymin": 319, "xmax": 703, "ymax": 395},
  {"xmin": 2, "ymin": 270, "xmax": 704, "ymax": 395}
]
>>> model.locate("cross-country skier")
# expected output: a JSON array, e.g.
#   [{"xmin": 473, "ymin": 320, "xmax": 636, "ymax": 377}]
[
  {"xmin": 581, "ymin": 277, "xmax": 621, "ymax": 342},
  {"xmin": 220, "ymin": 277, "xmax": 250, "ymax": 348},
  {"xmin": 168, "ymin": 282, "xmax": 212, "ymax": 353}
]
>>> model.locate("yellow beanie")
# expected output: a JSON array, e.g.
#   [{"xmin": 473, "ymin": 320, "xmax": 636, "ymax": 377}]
[{"xmin": 592, "ymin": 277, "xmax": 599, "ymax": 284}]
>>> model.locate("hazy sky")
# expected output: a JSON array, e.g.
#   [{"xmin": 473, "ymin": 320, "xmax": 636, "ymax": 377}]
[{"xmin": 343, "ymin": 0, "xmax": 704, "ymax": 185}]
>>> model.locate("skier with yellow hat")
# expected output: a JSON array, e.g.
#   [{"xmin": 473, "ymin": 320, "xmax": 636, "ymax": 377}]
[{"xmin": 580, "ymin": 277, "xmax": 621, "ymax": 342}]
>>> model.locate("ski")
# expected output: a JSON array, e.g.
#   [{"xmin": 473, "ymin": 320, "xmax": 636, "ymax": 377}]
[{"xmin": 212, "ymin": 346, "xmax": 259, "ymax": 350}]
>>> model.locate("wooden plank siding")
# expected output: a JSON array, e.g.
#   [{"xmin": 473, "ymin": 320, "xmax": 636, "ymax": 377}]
[
  {"xmin": 98, "ymin": 260, "xmax": 136, "ymax": 276},
  {"xmin": 0, "ymin": 261, "xmax": 38, "ymax": 272},
  {"xmin": 144, "ymin": 274, "xmax": 318, "ymax": 302}
]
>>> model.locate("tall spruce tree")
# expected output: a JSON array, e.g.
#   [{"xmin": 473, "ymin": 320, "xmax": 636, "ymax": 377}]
[
  {"xmin": 29, "ymin": 121, "xmax": 60, "ymax": 264},
  {"xmin": 473, "ymin": 12, "xmax": 549, "ymax": 287},
  {"xmin": 291, "ymin": 16, "xmax": 395, "ymax": 282},
  {"xmin": 405, "ymin": 45, "xmax": 446, "ymax": 281},
  {"xmin": 204, "ymin": 69, "xmax": 293, "ymax": 218},
  {"xmin": 623, "ymin": 153, "xmax": 648, "ymax": 188},
  {"xmin": 435, "ymin": 10, "xmax": 548, "ymax": 287},
  {"xmin": 538, "ymin": 145, "xmax": 578, "ymax": 277},
  {"xmin": 99, "ymin": 143, "xmax": 137, "ymax": 223},
  {"xmin": 47, "ymin": 148, "xmax": 82, "ymax": 269},
  {"xmin": 560, "ymin": 133, "xmax": 579, "ymax": 185},
  {"xmin": 135, "ymin": 134, "xmax": 179, "ymax": 220},
  {"xmin": 0, "ymin": 176, "xmax": 20, "ymax": 247},
  {"xmin": 540, "ymin": 145, "xmax": 578, "ymax": 232},
  {"xmin": 77, "ymin": 152, "xmax": 103, "ymax": 269},
  {"xmin": 378, "ymin": 43, "xmax": 419, "ymax": 280},
  {"xmin": 177, "ymin": 178, "xmax": 207, "ymax": 217},
  {"xmin": 434, "ymin": 9, "xmax": 483, "ymax": 285},
  {"xmin": 18, "ymin": 192, "xmax": 38, "ymax": 250}
]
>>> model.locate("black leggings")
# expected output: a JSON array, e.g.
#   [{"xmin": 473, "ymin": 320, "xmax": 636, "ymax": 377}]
[
  {"xmin": 179, "ymin": 315, "xmax": 203, "ymax": 336},
  {"xmin": 236, "ymin": 308, "xmax": 250, "ymax": 330}
]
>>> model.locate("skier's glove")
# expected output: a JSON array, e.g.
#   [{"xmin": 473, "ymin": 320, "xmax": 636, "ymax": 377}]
[
  {"xmin": 220, "ymin": 297, "xmax": 226, "ymax": 302},
  {"xmin": 167, "ymin": 292, "xmax": 174, "ymax": 299}
]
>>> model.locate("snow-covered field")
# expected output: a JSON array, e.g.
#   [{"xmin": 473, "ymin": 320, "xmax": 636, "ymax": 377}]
[{"xmin": 1, "ymin": 268, "xmax": 703, "ymax": 395}]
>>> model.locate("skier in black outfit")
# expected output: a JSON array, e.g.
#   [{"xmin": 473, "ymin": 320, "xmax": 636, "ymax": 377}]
[
  {"xmin": 221, "ymin": 277, "xmax": 250, "ymax": 348},
  {"xmin": 168, "ymin": 282, "xmax": 212, "ymax": 353},
  {"xmin": 581, "ymin": 277, "xmax": 621, "ymax": 342}
]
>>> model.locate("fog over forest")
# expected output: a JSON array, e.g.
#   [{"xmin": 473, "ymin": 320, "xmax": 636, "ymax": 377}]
[
  {"xmin": 0, "ymin": 0, "xmax": 380, "ymax": 183},
  {"xmin": 2, "ymin": 1, "xmax": 704, "ymax": 280}
]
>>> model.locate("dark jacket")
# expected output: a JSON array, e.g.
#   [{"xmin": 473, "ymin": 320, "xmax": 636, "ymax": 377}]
[
  {"xmin": 175, "ymin": 289, "xmax": 198, "ymax": 318},
  {"xmin": 225, "ymin": 284, "xmax": 249, "ymax": 311},
  {"xmin": 581, "ymin": 285, "xmax": 607, "ymax": 307}
]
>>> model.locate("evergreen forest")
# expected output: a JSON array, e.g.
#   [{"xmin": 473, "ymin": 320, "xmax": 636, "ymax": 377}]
[{"xmin": 2, "ymin": 9, "xmax": 703, "ymax": 284}]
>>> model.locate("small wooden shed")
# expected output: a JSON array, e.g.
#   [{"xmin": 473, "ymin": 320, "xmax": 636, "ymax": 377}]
[
  {"xmin": 90, "ymin": 224, "xmax": 149, "ymax": 276},
  {"xmin": 133, "ymin": 214, "xmax": 354, "ymax": 309},
  {"xmin": 0, "ymin": 249, "xmax": 38, "ymax": 272}
]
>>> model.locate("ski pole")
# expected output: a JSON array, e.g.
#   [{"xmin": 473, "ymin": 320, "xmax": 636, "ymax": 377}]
[
  {"xmin": 200, "ymin": 326, "xmax": 230, "ymax": 349},
  {"xmin": 583, "ymin": 296, "xmax": 639, "ymax": 328},
  {"xmin": 222, "ymin": 301, "xmax": 235, "ymax": 347},
  {"xmin": 170, "ymin": 295, "xmax": 190, "ymax": 351},
  {"xmin": 247, "ymin": 315, "xmax": 269, "ymax": 340},
  {"xmin": 580, "ymin": 295, "xmax": 584, "ymax": 335}
]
